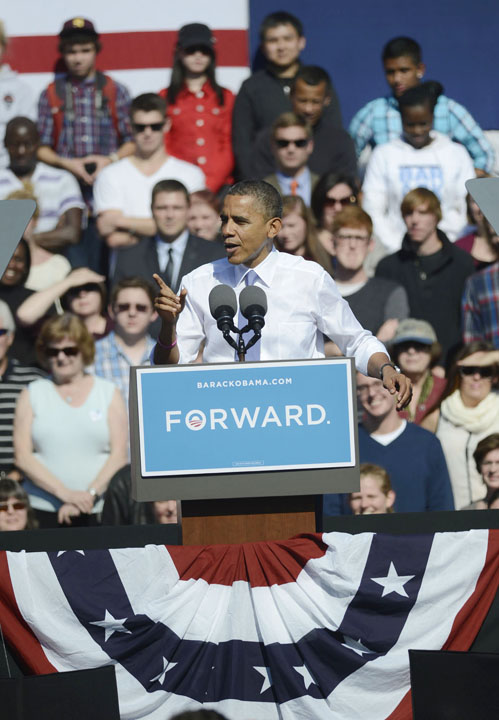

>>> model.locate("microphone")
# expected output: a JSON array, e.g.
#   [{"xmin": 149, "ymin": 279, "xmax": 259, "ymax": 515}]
[
  {"xmin": 239, "ymin": 285, "xmax": 267, "ymax": 334},
  {"xmin": 209, "ymin": 284, "xmax": 238, "ymax": 335}
]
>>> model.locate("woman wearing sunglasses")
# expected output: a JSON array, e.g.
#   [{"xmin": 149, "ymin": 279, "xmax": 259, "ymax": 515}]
[
  {"xmin": 310, "ymin": 172, "xmax": 359, "ymax": 256},
  {"xmin": 159, "ymin": 23, "xmax": 234, "ymax": 193},
  {"xmin": 0, "ymin": 477, "xmax": 37, "ymax": 531},
  {"xmin": 421, "ymin": 341, "xmax": 499, "ymax": 509},
  {"xmin": 13, "ymin": 313, "xmax": 128, "ymax": 527}
]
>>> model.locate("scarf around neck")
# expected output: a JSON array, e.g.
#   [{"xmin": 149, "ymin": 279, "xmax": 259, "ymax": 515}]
[{"xmin": 441, "ymin": 389, "xmax": 499, "ymax": 434}]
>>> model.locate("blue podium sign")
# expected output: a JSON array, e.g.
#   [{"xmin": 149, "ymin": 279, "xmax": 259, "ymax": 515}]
[
  {"xmin": 130, "ymin": 358, "xmax": 359, "ymax": 501},
  {"xmin": 137, "ymin": 359, "xmax": 355, "ymax": 476}
]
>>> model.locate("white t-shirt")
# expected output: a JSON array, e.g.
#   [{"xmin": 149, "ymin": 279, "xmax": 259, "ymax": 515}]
[
  {"xmin": 25, "ymin": 254, "xmax": 71, "ymax": 291},
  {"xmin": 93, "ymin": 155, "xmax": 206, "ymax": 216},
  {"xmin": 0, "ymin": 162, "xmax": 85, "ymax": 232},
  {"xmin": 362, "ymin": 131, "xmax": 475, "ymax": 252}
]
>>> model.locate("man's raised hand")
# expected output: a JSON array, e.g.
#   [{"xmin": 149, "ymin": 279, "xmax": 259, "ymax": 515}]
[{"xmin": 153, "ymin": 274, "xmax": 187, "ymax": 325}]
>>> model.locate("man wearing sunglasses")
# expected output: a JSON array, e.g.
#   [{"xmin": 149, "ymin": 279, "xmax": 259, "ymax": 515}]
[
  {"xmin": 251, "ymin": 66, "xmax": 357, "ymax": 182},
  {"xmin": 94, "ymin": 93, "xmax": 206, "ymax": 260},
  {"xmin": 264, "ymin": 113, "xmax": 316, "ymax": 205},
  {"xmin": 92, "ymin": 277, "xmax": 158, "ymax": 408}
]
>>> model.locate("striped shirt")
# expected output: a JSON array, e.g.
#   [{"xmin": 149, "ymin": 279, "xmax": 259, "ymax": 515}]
[
  {"xmin": 0, "ymin": 359, "xmax": 45, "ymax": 474},
  {"xmin": 349, "ymin": 94, "xmax": 494, "ymax": 172},
  {"xmin": 462, "ymin": 262, "xmax": 499, "ymax": 346}
]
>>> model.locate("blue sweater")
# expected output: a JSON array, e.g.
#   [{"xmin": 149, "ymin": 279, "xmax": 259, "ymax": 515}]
[{"xmin": 324, "ymin": 423, "xmax": 455, "ymax": 516}]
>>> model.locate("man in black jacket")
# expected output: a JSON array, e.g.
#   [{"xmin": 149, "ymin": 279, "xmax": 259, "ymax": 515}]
[
  {"xmin": 112, "ymin": 179, "xmax": 225, "ymax": 292},
  {"xmin": 232, "ymin": 12, "xmax": 342, "ymax": 180},
  {"xmin": 375, "ymin": 187, "xmax": 474, "ymax": 368},
  {"xmin": 251, "ymin": 66, "xmax": 357, "ymax": 181}
]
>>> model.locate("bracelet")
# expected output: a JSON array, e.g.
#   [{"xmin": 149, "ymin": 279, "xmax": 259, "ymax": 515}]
[{"xmin": 156, "ymin": 337, "xmax": 177, "ymax": 350}]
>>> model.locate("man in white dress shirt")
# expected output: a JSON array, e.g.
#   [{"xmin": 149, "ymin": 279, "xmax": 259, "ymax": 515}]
[{"xmin": 152, "ymin": 180, "xmax": 412, "ymax": 408}]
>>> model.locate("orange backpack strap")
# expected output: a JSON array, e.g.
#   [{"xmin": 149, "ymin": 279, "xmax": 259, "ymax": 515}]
[
  {"xmin": 45, "ymin": 78, "xmax": 66, "ymax": 149},
  {"xmin": 95, "ymin": 71, "xmax": 121, "ymax": 143}
]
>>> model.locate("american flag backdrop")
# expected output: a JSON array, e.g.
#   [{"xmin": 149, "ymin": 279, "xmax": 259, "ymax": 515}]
[
  {"xmin": 2, "ymin": 0, "xmax": 250, "ymax": 101},
  {"xmin": 1, "ymin": 529, "xmax": 499, "ymax": 719}
]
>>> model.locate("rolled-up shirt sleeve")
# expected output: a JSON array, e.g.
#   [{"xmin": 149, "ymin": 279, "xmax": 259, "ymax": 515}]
[{"xmin": 315, "ymin": 270, "xmax": 388, "ymax": 375}]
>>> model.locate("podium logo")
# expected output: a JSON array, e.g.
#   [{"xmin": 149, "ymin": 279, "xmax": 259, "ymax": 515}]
[{"xmin": 165, "ymin": 404, "xmax": 328, "ymax": 432}]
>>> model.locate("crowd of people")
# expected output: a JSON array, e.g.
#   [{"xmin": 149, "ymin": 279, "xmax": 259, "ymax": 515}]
[{"xmin": 0, "ymin": 10, "xmax": 498, "ymax": 531}]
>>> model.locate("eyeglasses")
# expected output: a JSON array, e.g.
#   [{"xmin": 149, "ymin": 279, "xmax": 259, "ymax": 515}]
[
  {"xmin": 67, "ymin": 283, "xmax": 101, "ymax": 297},
  {"xmin": 183, "ymin": 45, "xmax": 211, "ymax": 55},
  {"xmin": 45, "ymin": 346, "xmax": 80, "ymax": 358},
  {"xmin": 0, "ymin": 501, "xmax": 26, "ymax": 512},
  {"xmin": 0, "ymin": 329, "xmax": 8, "ymax": 336},
  {"xmin": 115, "ymin": 303, "xmax": 150, "ymax": 313},
  {"xmin": 396, "ymin": 341, "xmax": 432, "ymax": 353},
  {"xmin": 132, "ymin": 122, "xmax": 165, "ymax": 133},
  {"xmin": 324, "ymin": 195, "xmax": 357, "ymax": 208},
  {"xmin": 275, "ymin": 138, "xmax": 309, "ymax": 149},
  {"xmin": 459, "ymin": 366, "xmax": 495, "ymax": 378},
  {"xmin": 334, "ymin": 234, "xmax": 370, "ymax": 244},
  {"xmin": 356, "ymin": 381, "xmax": 386, "ymax": 399}
]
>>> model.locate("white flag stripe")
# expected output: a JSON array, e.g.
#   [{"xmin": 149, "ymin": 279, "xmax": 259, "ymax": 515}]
[
  {"xmin": 2, "ymin": 1, "xmax": 249, "ymax": 36},
  {"xmin": 324, "ymin": 529, "xmax": 489, "ymax": 719}
]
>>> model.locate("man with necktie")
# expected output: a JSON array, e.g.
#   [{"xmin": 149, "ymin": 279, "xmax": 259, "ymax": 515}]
[{"xmin": 152, "ymin": 180, "xmax": 412, "ymax": 408}]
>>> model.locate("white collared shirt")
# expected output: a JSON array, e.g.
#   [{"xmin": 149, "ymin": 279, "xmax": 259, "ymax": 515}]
[
  {"xmin": 175, "ymin": 248, "xmax": 387, "ymax": 374},
  {"xmin": 156, "ymin": 229, "xmax": 189, "ymax": 291}
]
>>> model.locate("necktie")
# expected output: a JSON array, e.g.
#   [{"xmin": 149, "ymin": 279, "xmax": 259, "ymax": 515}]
[
  {"xmin": 237, "ymin": 270, "xmax": 261, "ymax": 361},
  {"xmin": 163, "ymin": 248, "xmax": 174, "ymax": 289},
  {"xmin": 290, "ymin": 179, "xmax": 299, "ymax": 196}
]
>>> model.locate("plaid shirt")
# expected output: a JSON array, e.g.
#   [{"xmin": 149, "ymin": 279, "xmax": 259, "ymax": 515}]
[
  {"xmin": 38, "ymin": 74, "xmax": 132, "ymax": 157},
  {"xmin": 462, "ymin": 262, "xmax": 499, "ymax": 346},
  {"xmin": 349, "ymin": 94, "xmax": 494, "ymax": 172},
  {"xmin": 91, "ymin": 331, "xmax": 156, "ymax": 408}
]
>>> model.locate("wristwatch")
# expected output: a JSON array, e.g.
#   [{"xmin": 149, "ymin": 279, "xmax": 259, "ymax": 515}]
[
  {"xmin": 88, "ymin": 488, "xmax": 99, "ymax": 504},
  {"xmin": 379, "ymin": 362, "xmax": 400, "ymax": 380}
]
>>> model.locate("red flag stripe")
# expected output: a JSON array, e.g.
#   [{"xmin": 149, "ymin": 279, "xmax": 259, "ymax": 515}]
[
  {"xmin": 0, "ymin": 551, "xmax": 57, "ymax": 674},
  {"xmin": 167, "ymin": 533, "xmax": 329, "ymax": 587},
  {"xmin": 4, "ymin": 29, "xmax": 249, "ymax": 74}
]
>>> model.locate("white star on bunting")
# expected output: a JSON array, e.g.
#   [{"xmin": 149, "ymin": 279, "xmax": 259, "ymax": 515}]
[
  {"xmin": 150, "ymin": 657, "xmax": 177, "ymax": 685},
  {"xmin": 254, "ymin": 666, "xmax": 272, "ymax": 693},
  {"xmin": 90, "ymin": 609, "xmax": 132, "ymax": 642},
  {"xmin": 294, "ymin": 665, "xmax": 316, "ymax": 689},
  {"xmin": 341, "ymin": 636, "xmax": 375, "ymax": 656},
  {"xmin": 57, "ymin": 550, "xmax": 85, "ymax": 557},
  {"xmin": 371, "ymin": 562, "xmax": 415, "ymax": 598}
]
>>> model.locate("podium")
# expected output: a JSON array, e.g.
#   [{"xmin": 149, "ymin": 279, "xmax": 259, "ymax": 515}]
[{"xmin": 130, "ymin": 358, "xmax": 360, "ymax": 544}]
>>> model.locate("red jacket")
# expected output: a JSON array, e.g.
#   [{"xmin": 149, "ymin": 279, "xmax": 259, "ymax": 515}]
[{"xmin": 160, "ymin": 82, "xmax": 234, "ymax": 192}]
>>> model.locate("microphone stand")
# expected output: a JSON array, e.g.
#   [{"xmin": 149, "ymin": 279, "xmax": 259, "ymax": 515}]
[{"xmin": 236, "ymin": 324, "xmax": 262, "ymax": 362}]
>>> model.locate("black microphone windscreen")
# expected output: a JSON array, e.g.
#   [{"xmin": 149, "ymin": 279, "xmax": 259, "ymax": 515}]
[
  {"xmin": 240, "ymin": 285, "xmax": 268, "ymax": 318},
  {"xmin": 209, "ymin": 284, "xmax": 238, "ymax": 319}
]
